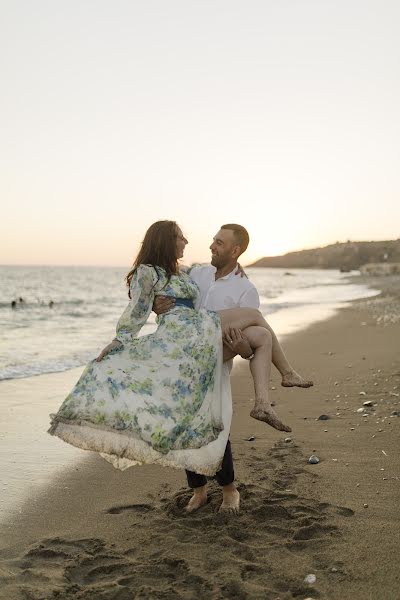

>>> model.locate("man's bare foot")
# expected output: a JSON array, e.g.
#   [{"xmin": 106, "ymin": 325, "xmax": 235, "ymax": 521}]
[
  {"xmin": 219, "ymin": 485, "xmax": 240, "ymax": 514},
  {"xmin": 250, "ymin": 404, "xmax": 292, "ymax": 432},
  {"xmin": 281, "ymin": 369, "xmax": 313, "ymax": 388},
  {"xmin": 185, "ymin": 486, "xmax": 207, "ymax": 513}
]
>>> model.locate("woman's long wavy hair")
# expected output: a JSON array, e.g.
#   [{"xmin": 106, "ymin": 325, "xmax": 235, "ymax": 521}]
[{"xmin": 126, "ymin": 220, "xmax": 180, "ymax": 298}]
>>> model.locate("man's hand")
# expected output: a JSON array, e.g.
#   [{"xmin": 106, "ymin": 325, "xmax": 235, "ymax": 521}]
[
  {"xmin": 223, "ymin": 327, "xmax": 253, "ymax": 358},
  {"xmin": 96, "ymin": 339, "xmax": 122, "ymax": 362},
  {"xmin": 153, "ymin": 295, "xmax": 175, "ymax": 315},
  {"xmin": 235, "ymin": 263, "xmax": 248, "ymax": 278}
]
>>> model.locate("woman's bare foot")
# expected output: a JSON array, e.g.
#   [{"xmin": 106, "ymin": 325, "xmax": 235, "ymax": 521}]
[
  {"xmin": 281, "ymin": 369, "xmax": 313, "ymax": 388},
  {"xmin": 219, "ymin": 484, "xmax": 240, "ymax": 514},
  {"xmin": 250, "ymin": 403, "xmax": 292, "ymax": 432},
  {"xmin": 185, "ymin": 486, "xmax": 207, "ymax": 513}
]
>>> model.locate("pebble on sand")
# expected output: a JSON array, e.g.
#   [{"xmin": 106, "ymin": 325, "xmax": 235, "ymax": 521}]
[
  {"xmin": 284, "ymin": 437, "xmax": 292, "ymax": 443},
  {"xmin": 304, "ymin": 574, "xmax": 317, "ymax": 584},
  {"xmin": 318, "ymin": 414, "xmax": 330, "ymax": 420},
  {"xmin": 363, "ymin": 400, "xmax": 374, "ymax": 407},
  {"xmin": 308, "ymin": 455, "xmax": 320, "ymax": 464},
  {"xmin": 363, "ymin": 503, "xmax": 368, "ymax": 508},
  {"xmin": 244, "ymin": 436, "xmax": 255, "ymax": 441}
]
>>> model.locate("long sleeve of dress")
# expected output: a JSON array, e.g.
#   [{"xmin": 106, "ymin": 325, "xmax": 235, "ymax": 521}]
[{"xmin": 115, "ymin": 265, "xmax": 157, "ymax": 344}]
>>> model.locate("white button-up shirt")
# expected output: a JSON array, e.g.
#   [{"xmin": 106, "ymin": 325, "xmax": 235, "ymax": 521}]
[{"xmin": 190, "ymin": 264, "xmax": 260, "ymax": 311}]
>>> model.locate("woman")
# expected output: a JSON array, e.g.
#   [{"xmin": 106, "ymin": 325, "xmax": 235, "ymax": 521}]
[{"xmin": 49, "ymin": 221, "xmax": 290, "ymax": 475}]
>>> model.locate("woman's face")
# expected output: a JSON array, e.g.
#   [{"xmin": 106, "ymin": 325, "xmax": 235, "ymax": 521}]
[{"xmin": 175, "ymin": 227, "xmax": 188, "ymax": 259}]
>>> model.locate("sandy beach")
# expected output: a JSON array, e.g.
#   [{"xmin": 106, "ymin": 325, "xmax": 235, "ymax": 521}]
[{"xmin": 0, "ymin": 281, "xmax": 399, "ymax": 600}]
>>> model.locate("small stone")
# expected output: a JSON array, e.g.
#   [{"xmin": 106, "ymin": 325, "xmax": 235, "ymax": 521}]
[
  {"xmin": 271, "ymin": 386, "xmax": 276, "ymax": 390},
  {"xmin": 308, "ymin": 455, "xmax": 320, "ymax": 464},
  {"xmin": 318, "ymin": 414, "xmax": 330, "ymax": 420},
  {"xmin": 331, "ymin": 567, "xmax": 338, "ymax": 573},
  {"xmin": 334, "ymin": 381, "xmax": 339, "ymax": 385},
  {"xmin": 304, "ymin": 573, "xmax": 316, "ymax": 584},
  {"xmin": 359, "ymin": 391, "xmax": 367, "ymax": 396},
  {"xmin": 363, "ymin": 503, "xmax": 368, "ymax": 508},
  {"xmin": 350, "ymin": 427, "xmax": 355, "ymax": 430},
  {"xmin": 357, "ymin": 408, "xmax": 365, "ymax": 413},
  {"xmin": 332, "ymin": 458, "xmax": 338, "ymax": 462},
  {"xmin": 284, "ymin": 437, "xmax": 292, "ymax": 443},
  {"xmin": 356, "ymin": 483, "xmax": 360, "ymax": 487},
  {"xmin": 363, "ymin": 400, "xmax": 373, "ymax": 407},
  {"xmin": 245, "ymin": 436, "xmax": 255, "ymax": 441},
  {"xmin": 391, "ymin": 410, "xmax": 400, "ymax": 416}
]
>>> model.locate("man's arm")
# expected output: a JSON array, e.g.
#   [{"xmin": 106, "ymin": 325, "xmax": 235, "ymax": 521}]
[
  {"xmin": 153, "ymin": 296, "xmax": 175, "ymax": 315},
  {"xmin": 239, "ymin": 286, "xmax": 260, "ymax": 309},
  {"xmin": 223, "ymin": 327, "xmax": 254, "ymax": 360}
]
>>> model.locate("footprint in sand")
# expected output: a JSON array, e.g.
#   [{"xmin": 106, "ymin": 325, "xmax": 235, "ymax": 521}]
[{"xmin": 105, "ymin": 503, "xmax": 154, "ymax": 515}]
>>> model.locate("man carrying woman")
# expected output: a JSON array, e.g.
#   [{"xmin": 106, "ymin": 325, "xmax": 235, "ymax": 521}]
[{"xmin": 49, "ymin": 220, "xmax": 311, "ymax": 514}]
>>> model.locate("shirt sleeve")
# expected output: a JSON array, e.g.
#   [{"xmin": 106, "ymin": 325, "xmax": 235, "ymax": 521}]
[
  {"xmin": 239, "ymin": 286, "xmax": 260, "ymax": 309},
  {"xmin": 115, "ymin": 264, "xmax": 157, "ymax": 344}
]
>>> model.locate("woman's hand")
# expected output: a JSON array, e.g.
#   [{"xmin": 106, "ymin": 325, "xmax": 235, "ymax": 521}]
[
  {"xmin": 96, "ymin": 339, "xmax": 122, "ymax": 362},
  {"xmin": 235, "ymin": 263, "xmax": 248, "ymax": 278}
]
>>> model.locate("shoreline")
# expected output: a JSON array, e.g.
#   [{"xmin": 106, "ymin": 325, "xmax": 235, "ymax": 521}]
[
  {"xmin": 1, "ymin": 269, "xmax": 379, "ymax": 382},
  {"xmin": 0, "ymin": 277, "xmax": 399, "ymax": 598}
]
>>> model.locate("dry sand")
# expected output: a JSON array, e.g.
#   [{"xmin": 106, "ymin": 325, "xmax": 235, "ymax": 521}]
[{"xmin": 0, "ymin": 283, "xmax": 399, "ymax": 600}]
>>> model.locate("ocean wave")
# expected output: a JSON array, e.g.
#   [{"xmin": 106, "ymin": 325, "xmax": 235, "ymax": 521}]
[
  {"xmin": 0, "ymin": 299, "xmax": 85, "ymax": 309},
  {"xmin": 0, "ymin": 355, "xmax": 93, "ymax": 381}
]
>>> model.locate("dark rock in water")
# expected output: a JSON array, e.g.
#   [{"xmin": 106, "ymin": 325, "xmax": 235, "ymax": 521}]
[
  {"xmin": 318, "ymin": 414, "xmax": 330, "ymax": 420},
  {"xmin": 308, "ymin": 455, "xmax": 320, "ymax": 464}
]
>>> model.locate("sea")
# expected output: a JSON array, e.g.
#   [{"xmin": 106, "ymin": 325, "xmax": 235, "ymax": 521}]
[{"xmin": 0, "ymin": 265, "xmax": 380, "ymax": 382}]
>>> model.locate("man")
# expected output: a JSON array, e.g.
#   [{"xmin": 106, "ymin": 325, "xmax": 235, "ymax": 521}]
[{"xmin": 154, "ymin": 224, "xmax": 312, "ymax": 514}]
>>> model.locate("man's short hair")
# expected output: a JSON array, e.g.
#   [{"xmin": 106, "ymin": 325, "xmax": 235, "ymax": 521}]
[{"xmin": 221, "ymin": 224, "xmax": 250, "ymax": 254}]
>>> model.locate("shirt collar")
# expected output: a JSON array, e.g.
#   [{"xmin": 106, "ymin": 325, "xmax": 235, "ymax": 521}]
[{"xmin": 212, "ymin": 265, "xmax": 238, "ymax": 281}]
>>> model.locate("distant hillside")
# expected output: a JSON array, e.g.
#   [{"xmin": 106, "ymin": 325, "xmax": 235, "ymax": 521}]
[{"xmin": 248, "ymin": 240, "xmax": 400, "ymax": 270}]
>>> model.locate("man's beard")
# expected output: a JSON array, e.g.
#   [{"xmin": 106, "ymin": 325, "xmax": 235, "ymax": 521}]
[{"xmin": 211, "ymin": 254, "xmax": 228, "ymax": 268}]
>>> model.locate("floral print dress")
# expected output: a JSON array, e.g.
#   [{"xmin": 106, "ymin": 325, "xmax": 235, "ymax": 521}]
[{"xmin": 48, "ymin": 265, "xmax": 232, "ymax": 475}]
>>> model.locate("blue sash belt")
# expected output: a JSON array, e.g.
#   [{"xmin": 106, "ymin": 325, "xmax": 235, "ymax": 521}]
[{"xmin": 174, "ymin": 297, "xmax": 194, "ymax": 309}]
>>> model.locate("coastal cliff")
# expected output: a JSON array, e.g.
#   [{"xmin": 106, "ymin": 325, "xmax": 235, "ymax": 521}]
[{"xmin": 248, "ymin": 239, "xmax": 400, "ymax": 270}]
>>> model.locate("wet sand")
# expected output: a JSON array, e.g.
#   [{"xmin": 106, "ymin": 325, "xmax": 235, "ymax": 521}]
[{"xmin": 0, "ymin": 285, "xmax": 399, "ymax": 599}]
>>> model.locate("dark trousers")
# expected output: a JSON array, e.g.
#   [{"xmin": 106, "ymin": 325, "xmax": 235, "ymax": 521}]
[{"xmin": 185, "ymin": 440, "xmax": 234, "ymax": 488}]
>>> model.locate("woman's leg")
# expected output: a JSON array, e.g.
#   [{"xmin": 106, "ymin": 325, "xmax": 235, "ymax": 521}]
[
  {"xmin": 219, "ymin": 309, "xmax": 313, "ymax": 388},
  {"xmin": 241, "ymin": 327, "xmax": 291, "ymax": 432},
  {"xmin": 220, "ymin": 318, "xmax": 291, "ymax": 432}
]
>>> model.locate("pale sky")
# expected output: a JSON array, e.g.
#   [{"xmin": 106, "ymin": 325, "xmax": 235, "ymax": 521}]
[{"xmin": 1, "ymin": 0, "xmax": 399, "ymax": 266}]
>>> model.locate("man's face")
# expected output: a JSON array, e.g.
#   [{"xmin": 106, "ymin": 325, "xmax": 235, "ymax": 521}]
[{"xmin": 209, "ymin": 229, "xmax": 240, "ymax": 268}]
